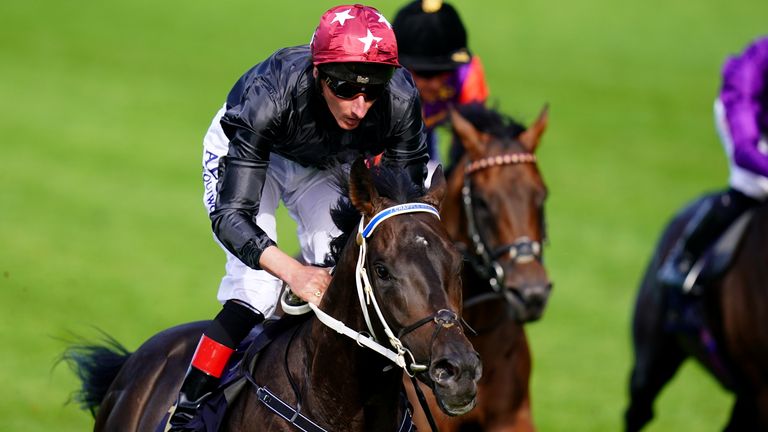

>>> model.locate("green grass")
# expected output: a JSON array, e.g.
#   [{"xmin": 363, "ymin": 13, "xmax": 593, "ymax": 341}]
[{"xmin": 2, "ymin": 0, "xmax": 766, "ymax": 430}]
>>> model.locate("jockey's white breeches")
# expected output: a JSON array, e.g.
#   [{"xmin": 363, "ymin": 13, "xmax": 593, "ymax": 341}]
[
  {"xmin": 714, "ymin": 98, "xmax": 768, "ymax": 199},
  {"xmin": 202, "ymin": 104, "xmax": 342, "ymax": 318}
]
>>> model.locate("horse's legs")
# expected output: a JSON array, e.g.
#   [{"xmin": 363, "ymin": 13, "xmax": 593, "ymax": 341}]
[
  {"xmin": 723, "ymin": 389, "xmax": 768, "ymax": 432},
  {"xmin": 625, "ymin": 273, "xmax": 686, "ymax": 432},
  {"xmin": 625, "ymin": 338, "xmax": 685, "ymax": 432},
  {"xmin": 759, "ymin": 387, "xmax": 768, "ymax": 429}
]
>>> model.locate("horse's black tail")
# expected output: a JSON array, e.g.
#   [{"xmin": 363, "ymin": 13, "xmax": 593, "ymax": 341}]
[{"xmin": 60, "ymin": 333, "xmax": 131, "ymax": 417}]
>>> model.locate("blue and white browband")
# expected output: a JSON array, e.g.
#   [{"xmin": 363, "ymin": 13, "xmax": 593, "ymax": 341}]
[{"xmin": 361, "ymin": 203, "xmax": 441, "ymax": 238}]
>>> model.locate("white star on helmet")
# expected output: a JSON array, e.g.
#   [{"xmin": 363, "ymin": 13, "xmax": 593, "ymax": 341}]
[
  {"xmin": 331, "ymin": 9, "xmax": 355, "ymax": 26},
  {"xmin": 357, "ymin": 29, "xmax": 382, "ymax": 53},
  {"xmin": 375, "ymin": 12, "xmax": 392, "ymax": 28}
]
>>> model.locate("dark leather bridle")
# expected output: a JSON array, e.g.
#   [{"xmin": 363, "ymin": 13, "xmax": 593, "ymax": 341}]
[{"xmin": 459, "ymin": 152, "xmax": 546, "ymax": 310}]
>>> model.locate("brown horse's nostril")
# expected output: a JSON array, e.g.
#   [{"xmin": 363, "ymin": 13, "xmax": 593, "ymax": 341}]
[
  {"xmin": 503, "ymin": 282, "xmax": 552, "ymax": 322},
  {"xmin": 431, "ymin": 359, "xmax": 461, "ymax": 384},
  {"xmin": 523, "ymin": 283, "xmax": 552, "ymax": 306}
]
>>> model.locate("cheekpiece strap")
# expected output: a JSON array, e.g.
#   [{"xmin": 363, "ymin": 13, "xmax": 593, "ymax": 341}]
[{"xmin": 361, "ymin": 203, "xmax": 440, "ymax": 238}]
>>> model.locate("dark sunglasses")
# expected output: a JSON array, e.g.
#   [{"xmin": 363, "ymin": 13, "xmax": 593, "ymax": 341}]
[{"xmin": 323, "ymin": 75, "xmax": 386, "ymax": 101}]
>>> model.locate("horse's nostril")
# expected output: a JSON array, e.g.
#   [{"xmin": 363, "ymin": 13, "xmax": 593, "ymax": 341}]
[
  {"xmin": 527, "ymin": 297, "xmax": 543, "ymax": 309},
  {"xmin": 524, "ymin": 284, "xmax": 551, "ymax": 304},
  {"xmin": 430, "ymin": 359, "xmax": 460, "ymax": 383}
]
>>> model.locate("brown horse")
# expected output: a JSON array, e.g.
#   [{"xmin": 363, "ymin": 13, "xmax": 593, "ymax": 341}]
[
  {"xmin": 407, "ymin": 104, "xmax": 552, "ymax": 432},
  {"xmin": 625, "ymin": 195, "xmax": 768, "ymax": 431},
  {"xmin": 65, "ymin": 159, "xmax": 482, "ymax": 432}
]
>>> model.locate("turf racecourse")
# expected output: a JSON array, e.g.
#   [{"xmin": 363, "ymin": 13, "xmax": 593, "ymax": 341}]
[{"xmin": 2, "ymin": 0, "xmax": 766, "ymax": 430}]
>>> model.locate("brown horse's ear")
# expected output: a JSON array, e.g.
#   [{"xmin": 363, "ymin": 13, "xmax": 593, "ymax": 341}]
[
  {"xmin": 423, "ymin": 164, "xmax": 446, "ymax": 210},
  {"xmin": 349, "ymin": 158, "xmax": 379, "ymax": 216},
  {"xmin": 450, "ymin": 108, "xmax": 487, "ymax": 160},
  {"xmin": 519, "ymin": 104, "xmax": 549, "ymax": 153}
]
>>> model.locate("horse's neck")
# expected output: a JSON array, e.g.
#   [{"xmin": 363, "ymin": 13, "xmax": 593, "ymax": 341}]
[
  {"xmin": 461, "ymin": 263, "xmax": 500, "ymax": 301},
  {"xmin": 443, "ymin": 166, "xmax": 496, "ymax": 301},
  {"xmin": 303, "ymin": 261, "xmax": 403, "ymax": 430},
  {"xmin": 442, "ymin": 164, "xmax": 471, "ymax": 244}
]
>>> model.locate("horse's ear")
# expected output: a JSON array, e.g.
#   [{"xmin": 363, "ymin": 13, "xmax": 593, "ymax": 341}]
[
  {"xmin": 519, "ymin": 104, "xmax": 549, "ymax": 153},
  {"xmin": 349, "ymin": 158, "xmax": 379, "ymax": 216},
  {"xmin": 423, "ymin": 164, "xmax": 446, "ymax": 210},
  {"xmin": 450, "ymin": 108, "xmax": 487, "ymax": 160}
]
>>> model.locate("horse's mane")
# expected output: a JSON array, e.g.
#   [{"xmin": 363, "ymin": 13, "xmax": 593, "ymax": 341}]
[
  {"xmin": 456, "ymin": 103, "xmax": 527, "ymax": 141},
  {"xmin": 326, "ymin": 163, "xmax": 425, "ymax": 265}
]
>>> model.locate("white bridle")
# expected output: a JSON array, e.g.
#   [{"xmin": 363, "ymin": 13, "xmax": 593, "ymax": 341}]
[{"xmin": 309, "ymin": 202, "xmax": 441, "ymax": 374}]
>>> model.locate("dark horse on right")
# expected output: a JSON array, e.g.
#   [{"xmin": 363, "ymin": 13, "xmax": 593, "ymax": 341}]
[
  {"xmin": 407, "ymin": 104, "xmax": 552, "ymax": 431},
  {"xmin": 626, "ymin": 195, "xmax": 768, "ymax": 431}
]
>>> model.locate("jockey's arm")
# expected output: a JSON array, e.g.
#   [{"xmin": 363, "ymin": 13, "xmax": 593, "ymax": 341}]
[
  {"xmin": 212, "ymin": 84, "xmax": 331, "ymax": 305},
  {"xmin": 259, "ymin": 246, "xmax": 330, "ymax": 305},
  {"xmin": 210, "ymin": 155, "xmax": 331, "ymax": 305}
]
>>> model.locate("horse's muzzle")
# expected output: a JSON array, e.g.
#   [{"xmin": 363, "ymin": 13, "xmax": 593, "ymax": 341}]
[
  {"xmin": 505, "ymin": 281, "xmax": 552, "ymax": 323},
  {"xmin": 429, "ymin": 350, "xmax": 482, "ymax": 416}
]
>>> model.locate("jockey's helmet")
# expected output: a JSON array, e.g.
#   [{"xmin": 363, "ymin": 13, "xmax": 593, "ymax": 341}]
[
  {"xmin": 311, "ymin": 4, "xmax": 399, "ymax": 85},
  {"xmin": 392, "ymin": 0, "xmax": 471, "ymax": 73}
]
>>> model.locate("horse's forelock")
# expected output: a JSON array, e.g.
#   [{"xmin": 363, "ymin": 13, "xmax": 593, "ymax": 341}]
[
  {"xmin": 456, "ymin": 103, "xmax": 527, "ymax": 144},
  {"xmin": 327, "ymin": 163, "xmax": 425, "ymax": 266}
]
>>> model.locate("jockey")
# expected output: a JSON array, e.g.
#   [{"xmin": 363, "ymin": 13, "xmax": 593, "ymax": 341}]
[
  {"xmin": 392, "ymin": 0, "xmax": 489, "ymax": 170},
  {"xmin": 658, "ymin": 35, "xmax": 768, "ymax": 289},
  {"xmin": 167, "ymin": 4, "xmax": 428, "ymax": 430}
]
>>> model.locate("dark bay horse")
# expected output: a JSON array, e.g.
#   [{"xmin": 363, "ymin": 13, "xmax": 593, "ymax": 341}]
[
  {"xmin": 625, "ymin": 196, "xmax": 768, "ymax": 431},
  {"xmin": 65, "ymin": 159, "xmax": 482, "ymax": 432},
  {"xmin": 407, "ymin": 105, "xmax": 552, "ymax": 431}
]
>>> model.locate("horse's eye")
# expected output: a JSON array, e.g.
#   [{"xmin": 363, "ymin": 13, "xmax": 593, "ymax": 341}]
[
  {"xmin": 374, "ymin": 264, "xmax": 391, "ymax": 280},
  {"xmin": 473, "ymin": 196, "xmax": 492, "ymax": 221}
]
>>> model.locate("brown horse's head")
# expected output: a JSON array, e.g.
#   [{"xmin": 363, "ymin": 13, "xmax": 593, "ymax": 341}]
[
  {"xmin": 445, "ymin": 105, "xmax": 552, "ymax": 323},
  {"xmin": 332, "ymin": 159, "xmax": 481, "ymax": 416}
]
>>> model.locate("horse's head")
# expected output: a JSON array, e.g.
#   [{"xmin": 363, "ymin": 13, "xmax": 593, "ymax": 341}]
[
  {"xmin": 445, "ymin": 105, "xmax": 553, "ymax": 323},
  {"xmin": 329, "ymin": 159, "xmax": 481, "ymax": 416}
]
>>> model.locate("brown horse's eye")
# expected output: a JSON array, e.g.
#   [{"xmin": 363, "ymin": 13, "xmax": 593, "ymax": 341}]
[
  {"xmin": 374, "ymin": 263, "xmax": 391, "ymax": 280},
  {"xmin": 473, "ymin": 196, "xmax": 492, "ymax": 222}
]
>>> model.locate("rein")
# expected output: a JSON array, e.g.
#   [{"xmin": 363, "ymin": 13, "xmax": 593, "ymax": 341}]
[
  {"xmin": 461, "ymin": 152, "xmax": 543, "ymax": 309},
  {"xmin": 251, "ymin": 385, "xmax": 416, "ymax": 432}
]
